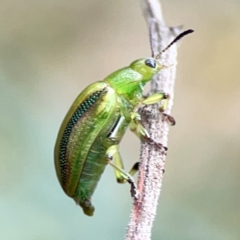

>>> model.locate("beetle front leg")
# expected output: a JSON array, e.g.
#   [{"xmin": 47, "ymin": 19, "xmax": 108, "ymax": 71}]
[
  {"xmin": 106, "ymin": 145, "xmax": 139, "ymax": 200},
  {"xmin": 142, "ymin": 92, "xmax": 175, "ymax": 125}
]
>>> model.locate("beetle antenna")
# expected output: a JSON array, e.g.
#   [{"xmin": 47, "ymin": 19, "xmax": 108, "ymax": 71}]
[
  {"xmin": 155, "ymin": 29, "xmax": 194, "ymax": 59},
  {"xmin": 149, "ymin": 22, "xmax": 155, "ymax": 58}
]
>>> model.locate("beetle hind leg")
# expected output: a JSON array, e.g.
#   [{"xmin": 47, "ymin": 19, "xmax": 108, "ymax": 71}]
[{"xmin": 106, "ymin": 145, "xmax": 139, "ymax": 200}]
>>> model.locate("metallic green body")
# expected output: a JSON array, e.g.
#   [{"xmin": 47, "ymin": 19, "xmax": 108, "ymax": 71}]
[
  {"xmin": 54, "ymin": 29, "xmax": 193, "ymax": 216},
  {"xmin": 54, "ymin": 58, "xmax": 162, "ymax": 216}
]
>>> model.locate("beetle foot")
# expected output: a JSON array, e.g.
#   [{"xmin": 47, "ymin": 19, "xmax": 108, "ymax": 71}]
[
  {"xmin": 144, "ymin": 136, "xmax": 168, "ymax": 152},
  {"xmin": 161, "ymin": 113, "xmax": 176, "ymax": 125},
  {"xmin": 128, "ymin": 178, "xmax": 138, "ymax": 200}
]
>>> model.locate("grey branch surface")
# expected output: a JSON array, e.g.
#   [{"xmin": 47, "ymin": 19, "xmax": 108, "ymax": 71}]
[{"xmin": 125, "ymin": 0, "xmax": 183, "ymax": 239}]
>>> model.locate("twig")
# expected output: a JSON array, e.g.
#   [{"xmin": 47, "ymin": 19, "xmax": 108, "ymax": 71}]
[{"xmin": 125, "ymin": 0, "xmax": 183, "ymax": 239}]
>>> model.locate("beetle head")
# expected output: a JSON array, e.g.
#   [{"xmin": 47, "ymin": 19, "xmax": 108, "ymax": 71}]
[
  {"xmin": 130, "ymin": 29, "xmax": 194, "ymax": 83},
  {"xmin": 129, "ymin": 58, "xmax": 162, "ymax": 83}
]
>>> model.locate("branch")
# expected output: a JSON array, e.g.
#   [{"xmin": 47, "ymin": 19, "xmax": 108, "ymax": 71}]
[{"xmin": 125, "ymin": 0, "xmax": 183, "ymax": 239}]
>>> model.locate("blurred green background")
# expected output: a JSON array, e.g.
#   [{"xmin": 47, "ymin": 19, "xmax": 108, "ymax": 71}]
[{"xmin": 1, "ymin": 0, "xmax": 239, "ymax": 239}]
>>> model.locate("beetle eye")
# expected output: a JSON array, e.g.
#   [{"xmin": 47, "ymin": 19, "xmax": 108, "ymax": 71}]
[{"xmin": 145, "ymin": 59, "xmax": 156, "ymax": 68}]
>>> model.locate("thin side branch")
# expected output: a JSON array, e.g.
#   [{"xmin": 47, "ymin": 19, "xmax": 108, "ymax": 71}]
[{"xmin": 125, "ymin": 0, "xmax": 182, "ymax": 239}]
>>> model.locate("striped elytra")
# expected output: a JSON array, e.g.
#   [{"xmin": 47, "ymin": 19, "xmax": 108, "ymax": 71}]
[{"xmin": 58, "ymin": 90, "xmax": 104, "ymax": 185}]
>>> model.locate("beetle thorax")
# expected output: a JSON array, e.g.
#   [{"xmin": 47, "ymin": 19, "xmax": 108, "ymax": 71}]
[{"xmin": 104, "ymin": 58, "xmax": 162, "ymax": 106}]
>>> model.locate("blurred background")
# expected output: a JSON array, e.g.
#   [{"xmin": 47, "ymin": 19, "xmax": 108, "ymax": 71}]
[{"xmin": 0, "ymin": 0, "xmax": 239, "ymax": 239}]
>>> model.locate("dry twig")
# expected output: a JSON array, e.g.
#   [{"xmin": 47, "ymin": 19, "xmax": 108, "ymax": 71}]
[{"xmin": 125, "ymin": 0, "xmax": 184, "ymax": 239}]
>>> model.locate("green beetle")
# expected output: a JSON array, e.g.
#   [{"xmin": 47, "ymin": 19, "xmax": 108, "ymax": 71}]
[{"xmin": 54, "ymin": 29, "xmax": 193, "ymax": 216}]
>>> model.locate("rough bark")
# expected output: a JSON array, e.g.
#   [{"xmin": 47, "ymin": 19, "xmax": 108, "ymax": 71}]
[{"xmin": 125, "ymin": 0, "xmax": 183, "ymax": 239}]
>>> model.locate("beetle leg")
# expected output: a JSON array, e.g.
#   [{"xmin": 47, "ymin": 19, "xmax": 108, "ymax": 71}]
[
  {"xmin": 141, "ymin": 92, "xmax": 168, "ymax": 105},
  {"xmin": 129, "ymin": 112, "xmax": 150, "ymax": 139},
  {"xmin": 141, "ymin": 92, "xmax": 175, "ymax": 125},
  {"xmin": 106, "ymin": 145, "xmax": 139, "ymax": 200},
  {"xmin": 130, "ymin": 112, "xmax": 168, "ymax": 151},
  {"xmin": 113, "ymin": 152, "xmax": 139, "ymax": 184}
]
